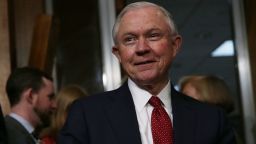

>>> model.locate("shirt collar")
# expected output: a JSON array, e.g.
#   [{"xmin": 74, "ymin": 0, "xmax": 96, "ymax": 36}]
[
  {"xmin": 128, "ymin": 78, "xmax": 172, "ymax": 113},
  {"xmin": 158, "ymin": 82, "xmax": 172, "ymax": 113},
  {"xmin": 10, "ymin": 113, "xmax": 35, "ymax": 134}
]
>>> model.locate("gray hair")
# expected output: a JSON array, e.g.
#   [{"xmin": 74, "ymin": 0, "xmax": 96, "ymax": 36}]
[{"xmin": 112, "ymin": 1, "xmax": 178, "ymax": 45}]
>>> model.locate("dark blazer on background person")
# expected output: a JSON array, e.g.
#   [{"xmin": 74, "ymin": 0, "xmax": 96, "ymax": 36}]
[
  {"xmin": 5, "ymin": 115, "xmax": 35, "ymax": 144},
  {"xmin": 0, "ymin": 106, "xmax": 8, "ymax": 144},
  {"xmin": 59, "ymin": 81, "xmax": 235, "ymax": 144}
]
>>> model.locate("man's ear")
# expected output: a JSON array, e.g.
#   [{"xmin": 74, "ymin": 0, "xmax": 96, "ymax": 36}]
[
  {"xmin": 172, "ymin": 35, "xmax": 182, "ymax": 57},
  {"xmin": 112, "ymin": 46, "xmax": 121, "ymax": 62},
  {"xmin": 24, "ymin": 88, "xmax": 36, "ymax": 105}
]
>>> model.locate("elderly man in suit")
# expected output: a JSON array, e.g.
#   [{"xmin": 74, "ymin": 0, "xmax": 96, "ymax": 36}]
[
  {"xmin": 59, "ymin": 2, "xmax": 236, "ymax": 144},
  {"xmin": 5, "ymin": 67, "xmax": 57, "ymax": 144}
]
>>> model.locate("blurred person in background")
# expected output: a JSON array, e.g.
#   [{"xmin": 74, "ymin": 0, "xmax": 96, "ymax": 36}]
[
  {"xmin": 178, "ymin": 75, "xmax": 234, "ymax": 113},
  {"xmin": 5, "ymin": 67, "xmax": 56, "ymax": 144},
  {"xmin": 179, "ymin": 75, "xmax": 244, "ymax": 143},
  {"xmin": 41, "ymin": 85, "xmax": 88, "ymax": 144}
]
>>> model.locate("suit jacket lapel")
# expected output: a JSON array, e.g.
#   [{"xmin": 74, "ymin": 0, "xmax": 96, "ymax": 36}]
[
  {"xmin": 5, "ymin": 115, "xmax": 36, "ymax": 144},
  {"xmin": 171, "ymin": 86, "xmax": 197, "ymax": 144},
  {"xmin": 105, "ymin": 82, "xmax": 142, "ymax": 144}
]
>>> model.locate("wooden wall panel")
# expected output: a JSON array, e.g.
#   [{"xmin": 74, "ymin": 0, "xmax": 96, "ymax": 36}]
[
  {"xmin": 0, "ymin": 0, "xmax": 11, "ymax": 115},
  {"xmin": 29, "ymin": 14, "xmax": 58, "ymax": 74},
  {"xmin": 13, "ymin": 0, "xmax": 44, "ymax": 67}
]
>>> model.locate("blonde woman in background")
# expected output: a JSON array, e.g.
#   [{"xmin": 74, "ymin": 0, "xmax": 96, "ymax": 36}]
[
  {"xmin": 179, "ymin": 75, "xmax": 245, "ymax": 143},
  {"xmin": 178, "ymin": 75, "xmax": 234, "ymax": 113},
  {"xmin": 41, "ymin": 85, "xmax": 88, "ymax": 144}
]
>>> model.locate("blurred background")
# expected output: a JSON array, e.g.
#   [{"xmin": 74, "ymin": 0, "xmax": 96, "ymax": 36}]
[{"xmin": 0, "ymin": 0, "xmax": 255, "ymax": 143}]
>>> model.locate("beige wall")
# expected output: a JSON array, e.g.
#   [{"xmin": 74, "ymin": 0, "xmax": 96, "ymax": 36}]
[
  {"xmin": 13, "ymin": 0, "xmax": 44, "ymax": 67},
  {"xmin": 0, "ymin": 0, "xmax": 11, "ymax": 115}
]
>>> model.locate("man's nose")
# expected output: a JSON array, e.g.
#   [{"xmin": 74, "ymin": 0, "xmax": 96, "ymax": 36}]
[{"xmin": 136, "ymin": 38, "xmax": 150, "ymax": 55}]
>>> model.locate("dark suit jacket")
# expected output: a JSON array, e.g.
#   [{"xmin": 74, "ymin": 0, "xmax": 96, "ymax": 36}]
[
  {"xmin": 5, "ymin": 115, "xmax": 35, "ymax": 144},
  {"xmin": 0, "ymin": 106, "xmax": 8, "ymax": 144},
  {"xmin": 58, "ymin": 82, "xmax": 236, "ymax": 144}
]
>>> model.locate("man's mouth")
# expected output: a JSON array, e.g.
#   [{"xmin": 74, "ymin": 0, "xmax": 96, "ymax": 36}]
[{"xmin": 134, "ymin": 60, "xmax": 155, "ymax": 65}]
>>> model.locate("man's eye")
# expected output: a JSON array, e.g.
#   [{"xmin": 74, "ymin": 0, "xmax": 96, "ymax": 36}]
[
  {"xmin": 123, "ymin": 36, "xmax": 136, "ymax": 45},
  {"xmin": 148, "ymin": 33, "xmax": 161, "ymax": 40}
]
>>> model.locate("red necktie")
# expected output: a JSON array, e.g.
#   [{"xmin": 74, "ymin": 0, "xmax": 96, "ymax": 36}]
[{"xmin": 149, "ymin": 96, "xmax": 174, "ymax": 144}]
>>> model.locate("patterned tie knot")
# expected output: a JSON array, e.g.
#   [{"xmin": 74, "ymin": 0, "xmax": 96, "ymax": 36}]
[{"xmin": 149, "ymin": 96, "xmax": 162, "ymax": 108}]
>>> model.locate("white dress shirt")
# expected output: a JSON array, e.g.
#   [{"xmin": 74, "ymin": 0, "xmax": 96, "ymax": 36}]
[{"xmin": 128, "ymin": 79, "xmax": 173, "ymax": 144}]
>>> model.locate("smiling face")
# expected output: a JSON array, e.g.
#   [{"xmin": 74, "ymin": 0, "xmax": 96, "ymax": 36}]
[{"xmin": 113, "ymin": 6, "xmax": 181, "ymax": 89}]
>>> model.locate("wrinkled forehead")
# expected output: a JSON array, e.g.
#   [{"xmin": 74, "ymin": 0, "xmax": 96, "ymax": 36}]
[
  {"xmin": 113, "ymin": 3, "xmax": 176, "ymax": 44},
  {"xmin": 119, "ymin": 6, "xmax": 170, "ymax": 31},
  {"xmin": 121, "ymin": 6, "xmax": 166, "ymax": 21}
]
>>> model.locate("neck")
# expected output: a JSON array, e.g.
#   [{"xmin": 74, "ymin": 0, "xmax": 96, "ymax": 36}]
[{"xmin": 11, "ymin": 104, "xmax": 38, "ymax": 128}]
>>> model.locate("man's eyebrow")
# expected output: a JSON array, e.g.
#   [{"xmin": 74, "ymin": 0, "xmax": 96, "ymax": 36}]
[{"xmin": 122, "ymin": 32, "xmax": 136, "ymax": 36}]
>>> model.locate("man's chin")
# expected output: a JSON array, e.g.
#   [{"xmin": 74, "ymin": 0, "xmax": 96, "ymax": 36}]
[
  {"xmin": 137, "ymin": 72, "xmax": 158, "ymax": 82},
  {"xmin": 133, "ymin": 76, "xmax": 158, "ymax": 86}
]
